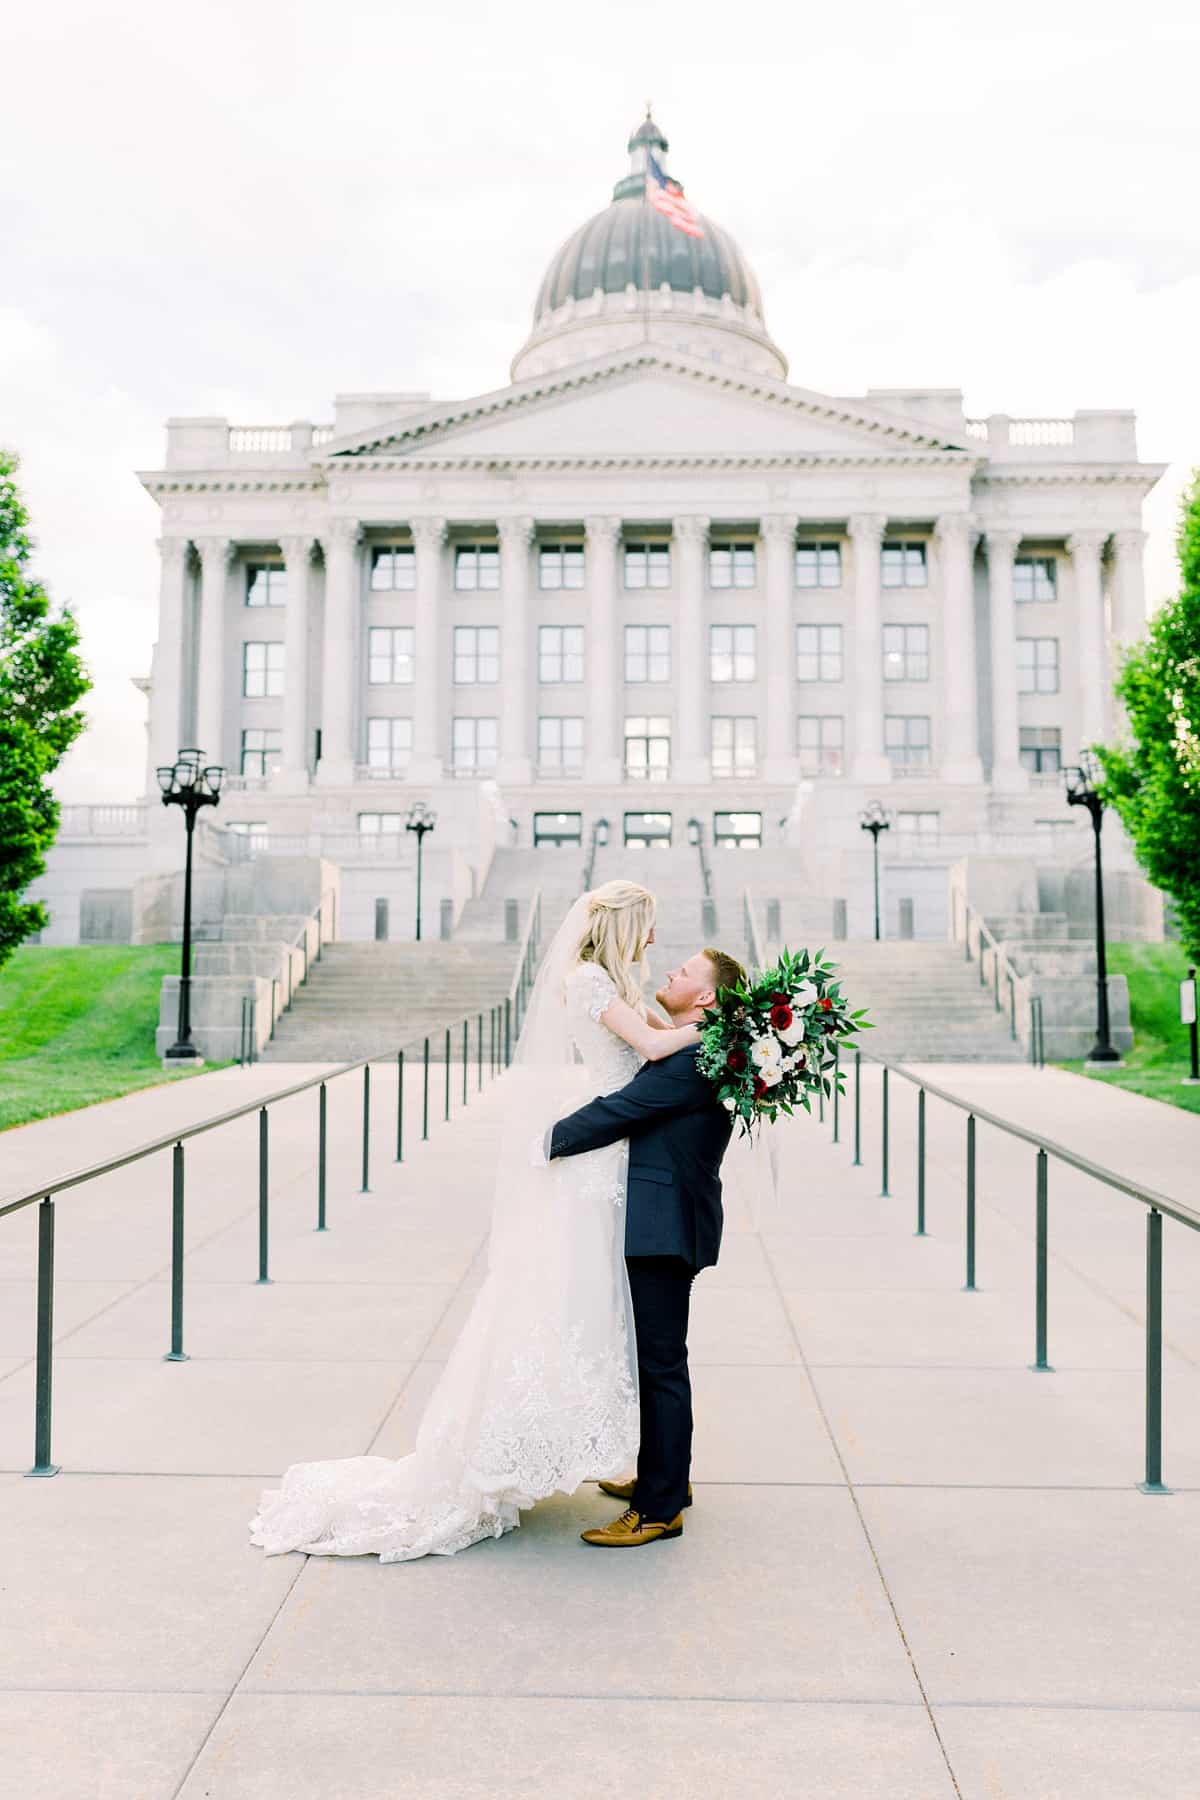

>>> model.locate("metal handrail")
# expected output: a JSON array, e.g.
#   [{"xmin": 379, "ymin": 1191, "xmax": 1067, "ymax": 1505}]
[
  {"xmin": 952, "ymin": 888, "xmax": 1035, "ymax": 1052},
  {"xmin": 503, "ymin": 888, "xmax": 544, "ymax": 1061},
  {"xmin": 743, "ymin": 888, "xmax": 765, "ymax": 970},
  {"xmin": 9, "ymin": 993, "xmax": 515, "ymax": 1477},
  {"xmin": 844, "ymin": 1040, "xmax": 1192, "ymax": 1494}
]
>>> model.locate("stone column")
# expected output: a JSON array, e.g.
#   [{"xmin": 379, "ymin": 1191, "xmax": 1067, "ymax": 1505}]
[
  {"xmin": 497, "ymin": 515, "xmax": 535, "ymax": 785},
  {"xmin": 584, "ymin": 516, "xmax": 622, "ymax": 783},
  {"xmin": 315, "ymin": 518, "xmax": 361, "ymax": 786},
  {"xmin": 935, "ymin": 513, "xmax": 983, "ymax": 783},
  {"xmin": 1069, "ymin": 529, "xmax": 1110, "ymax": 752},
  {"xmin": 409, "ymin": 516, "xmax": 447, "ymax": 782},
  {"xmin": 1111, "ymin": 528, "xmax": 1148, "ymax": 655},
  {"xmin": 848, "ymin": 513, "xmax": 891, "ymax": 783},
  {"xmin": 984, "ymin": 528, "xmax": 1026, "ymax": 791},
  {"xmin": 279, "ymin": 535, "xmax": 314, "ymax": 787},
  {"xmin": 672, "ymin": 515, "xmax": 710, "ymax": 782},
  {"xmin": 761, "ymin": 514, "xmax": 799, "ymax": 781},
  {"xmin": 193, "ymin": 535, "xmax": 234, "ymax": 767},
  {"xmin": 148, "ymin": 537, "xmax": 191, "ymax": 781}
]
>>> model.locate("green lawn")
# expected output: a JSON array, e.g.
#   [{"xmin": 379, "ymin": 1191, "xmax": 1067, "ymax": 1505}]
[
  {"xmin": 0, "ymin": 945, "xmax": 213, "ymax": 1131},
  {"xmin": 1060, "ymin": 941, "xmax": 1200, "ymax": 1115}
]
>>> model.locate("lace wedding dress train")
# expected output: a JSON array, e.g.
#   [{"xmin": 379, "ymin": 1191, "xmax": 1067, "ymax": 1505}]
[{"xmin": 249, "ymin": 953, "xmax": 640, "ymax": 1563}]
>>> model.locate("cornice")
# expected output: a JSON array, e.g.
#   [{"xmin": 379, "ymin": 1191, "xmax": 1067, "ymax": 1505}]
[
  {"xmin": 320, "ymin": 449, "xmax": 978, "ymax": 475},
  {"xmin": 138, "ymin": 472, "xmax": 326, "ymax": 498},
  {"xmin": 976, "ymin": 463, "xmax": 1167, "ymax": 490}
]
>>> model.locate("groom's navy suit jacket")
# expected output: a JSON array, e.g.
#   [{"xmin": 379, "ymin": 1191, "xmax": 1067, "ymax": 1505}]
[{"xmin": 549, "ymin": 1046, "xmax": 732, "ymax": 1271}]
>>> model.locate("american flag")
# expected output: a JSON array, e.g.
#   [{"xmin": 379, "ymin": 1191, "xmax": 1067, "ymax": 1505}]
[{"xmin": 646, "ymin": 152, "xmax": 704, "ymax": 239}]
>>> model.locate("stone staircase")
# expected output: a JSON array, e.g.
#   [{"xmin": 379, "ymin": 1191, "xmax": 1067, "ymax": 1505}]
[
  {"xmin": 789, "ymin": 939, "xmax": 1027, "ymax": 1064},
  {"xmin": 259, "ymin": 942, "xmax": 518, "ymax": 1063}
]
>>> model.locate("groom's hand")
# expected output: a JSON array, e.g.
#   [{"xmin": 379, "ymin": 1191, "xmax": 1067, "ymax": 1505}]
[{"xmin": 529, "ymin": 1128, "xmax": 556, "ymax": 1168}]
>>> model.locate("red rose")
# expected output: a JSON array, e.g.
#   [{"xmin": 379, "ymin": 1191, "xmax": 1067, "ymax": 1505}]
[
  {"xmin": 770, "ymin": 991, "xmax": 788, "ymax": 1006},
  {"xmin": 753, "ymin": 1076, "xmax": 767, "ymax": 1099},
  {"xmin": 769, "ymin": 1002, "xmax": 793, "ymax": 1030},
  {"xmin": 818, "ymin": 996, "xmax": 833, "ymax": 1011},
  {"xmin": 726, "ymin": 1048, "xmax": 747, "ymax": 1073}
]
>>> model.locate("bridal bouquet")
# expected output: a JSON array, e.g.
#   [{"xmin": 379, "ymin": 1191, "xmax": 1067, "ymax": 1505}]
[{"xmin": 696, "ymin": 948, "xmax": 869, "ymax": 1136}]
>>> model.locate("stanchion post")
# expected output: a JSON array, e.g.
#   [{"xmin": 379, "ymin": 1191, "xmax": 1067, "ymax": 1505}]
[
  {"xmin": 505, "ymin": 997, "xmax": 512, "ymax": 1067},
  {"xmin": 27, "ymin": 1196, "xmax": 59, "ymax": 1477},
  {"xmin": 477, "ymin": 1012, "xmax": 483, "ymax": 1092},
  {"xmin": 462, "ymin": 1018, "xmax": 468, "ymax": 1106},
  {"xmin": 1139, "ymin": 1207, "xmax": 1170, "ymax": 1493},
  {"xmin": 395, "ymin": 1050, "xmax": 404, "ymax": 1163},
  {"xmin": 422, "ymin": 1037, "xmax": 430, "ymax": 1140},
  {"xmin": 880, "ymin": 1066, "xmax": 890, "ymax": 1197},
  {"xmin": 165, "ymin": 1141, "xmax": 188, "ymax": 1361},
  {"xmin": 360, "ymin": 1062, "xmax": 371, "ymax": 1193},
  {"xmin": 1031, "ymin": 1148, "xmax": 1052, "ymax": 1370},
  {"xmin": 444, "ymin": 1027, "xmax": 451, "ymax": 1121},
  {"xmin": 317, "ymin": 1082, "xmax": 327, "ymax": 1230},
  {"xmin": 964, "ymin": 1113, "xmax": 976, "ymax": 1291},
  {"xmin": 832, "ymin": 1049, "xmax": 840, "ymax": 1144},
  {"xmin": 852, "ymin": 1051, "xmax": 862, "ymax": 1167},
  {"xmin": 915, "ymin": 1087, "xmax": 926, "ymax": 1236},
  {"xmin": 257, "ymin": 1107, "xmax": 271, "ymax": 1283}
]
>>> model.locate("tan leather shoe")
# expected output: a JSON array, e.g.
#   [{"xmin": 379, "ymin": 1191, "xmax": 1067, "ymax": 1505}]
[
  {"xmin": 581, "ymin": 1506, "xmax": 684, "ymax": 1547},
  {"xmin": 597, "ymin": 1477, "xmax": 694, "ymax": 1508}
]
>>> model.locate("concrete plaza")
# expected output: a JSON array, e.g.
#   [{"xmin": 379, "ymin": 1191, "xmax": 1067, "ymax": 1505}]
[{"xmin": 1, "ymin": 1057, "xmax": 1198, "ymax": 1798}]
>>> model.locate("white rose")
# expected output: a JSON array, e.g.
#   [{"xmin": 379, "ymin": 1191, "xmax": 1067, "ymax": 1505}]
[
  {"xmin": 776, "ymin": 1015, "xmax": 805, "ymax": 1047},
  {"xmin": 750, "ymin": 1035, "xmax": 782, "ymax": 1070},
  {"xmin": 791, "ymin": 982, "xmax": 818, "ymax": 1009},
  {"xmin": 758, "ymin": 1063, "xmax": 784, "ymax": 1088}
]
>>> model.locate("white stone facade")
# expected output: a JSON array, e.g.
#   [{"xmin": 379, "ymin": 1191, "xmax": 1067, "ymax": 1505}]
[{"xmin": 38, "ymin": 120, "xmax": 1167, "ymax": 944}]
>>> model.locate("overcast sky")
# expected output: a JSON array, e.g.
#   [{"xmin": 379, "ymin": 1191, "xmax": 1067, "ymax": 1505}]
[{"xmin": 5, "ymin": 0, "xmax": 1198, "ymax": 801}]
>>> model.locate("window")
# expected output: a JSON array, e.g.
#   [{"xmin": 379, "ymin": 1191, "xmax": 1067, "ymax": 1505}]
[
  {"xmin": 228, "ymin": 820, "xmax": 270, "ymax": 849},
  {"xmin": 884, "ymin": 715, "xmax": 932, "ymax": 769},
  {"xmin": 897, "ymin": 811, "xmax": 940, "ymax": 841},
  {"xmin": 710, "ymin": 624, "xmax": 756, "ymax": 682},
  {"xmin": 239, "ymin": 729, "xmax": 280, "ymax": 776},
  {"xmin": 624, "ymin": 716, "xmax": 670, "ymax": 780},
  {"xmin": 883, "ymin": 623, "xmax": 930, "ymax": 682},
  {"xmin": 796, "ymin": 624, "xmax": 843, "ymax": 682},
  {"xmin": 368, "ymin": 626, "xmax": 414, "ymax": 684},
  {"xmin": 1020, "ymin": 725, "xmax": 1062, "ymax": 774},
  {"xmin": 370, "ymin": 547, "xmax": 416, "ymax": 590},
  {"xmin": 711, "ymin": 716, "xmax": 757, "ymax": 778},
  {"xmin": 452, "ymin": 717, "xmax": 498, "ymax": 772},
  {"xmin": 538, "ymin": 625, "xmax": 584, "ymax": 684},
  {"xmin": 538, "ymin": 544, "xmax": 584, "ymax": 589},
  {"xmin": 713, "ymin": 811, "xmax": 762, "ymax": 848},
  {"xmin": 533, "ymin": 811, "xmax": 583, "ymax": 846},
  {"xmin": 537, "ymin": 716, "xmax": 584, "ymax": 772},
  {"xmin": 797, "ymin": 715, "xmax": 844, "ymax": 776},
  {"xmin": 709, "ymin": 543, "xmax": 755, "ymax": 589},
  {"xmin": 454, "ymin": 625, "xmax": 500, "ymax": 684},
  {"xmin": 1014, "ymin": 556, "xmax": 1057, "ymax": 603},
  {"xmin": 624, "ymin": 810, "xmax": 672, "ymax": 847},
  {"xmin": 881, "ymin": 541, "xmax": 928, "ymax": 588},
  {"xmin": 366, "ymin": 717, "xmax": 413, "ymax": 773},
  {"xmin": 624, "ymin": 542, "xmax": 671, "ymax": 589},
  {"xmin": 358, "ymin": 812, "xmax": 404, "ymax": 835},
  {"xmin": 245, "ymin": 563, "xmax": 287, "ymax": 607},
  {"xmin": 243, "ymin": 642, "xmax": 284, "ymax": 697},
  {"xmin": 625, "ymin": 624, "xmax": 671, "ymax": 683},
  {"xmin": 1017, "ymin": 637, "xmax": 1060, "ymax": 694},
  {"xmin": 454, "ymin": 544, "xmax": 499, "ymax": 590},
  {"xmin": 795, "ymin": 542, "xmax": 841, "ymax": 589}
]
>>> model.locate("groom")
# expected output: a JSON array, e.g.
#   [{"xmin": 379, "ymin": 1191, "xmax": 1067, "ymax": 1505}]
[{"xmin": 546, "ymin": 946, "xmax": 746, "ymax": 1548}]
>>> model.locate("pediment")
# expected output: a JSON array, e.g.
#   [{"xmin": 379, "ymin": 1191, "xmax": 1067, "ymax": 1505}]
[{"xmin": 318, "ymin": 350, "xmax": 971, "ymax": 467}]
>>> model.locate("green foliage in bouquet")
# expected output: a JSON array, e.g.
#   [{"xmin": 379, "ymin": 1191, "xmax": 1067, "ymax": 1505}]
[{"xmin": 696, "ymin": 946, "xmax": 871, "ymax": 1136}]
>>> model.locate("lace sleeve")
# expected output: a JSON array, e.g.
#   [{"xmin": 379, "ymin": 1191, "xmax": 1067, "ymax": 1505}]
[{"xmin": 578, "ymin": 963, "xmax": 618, "ymax": 1023}]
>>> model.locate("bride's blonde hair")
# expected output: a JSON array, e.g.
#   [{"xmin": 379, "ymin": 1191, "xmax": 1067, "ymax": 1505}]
[{"xmin": 575, "ymin": 880, "xmax": 655, "ymax": 1010}]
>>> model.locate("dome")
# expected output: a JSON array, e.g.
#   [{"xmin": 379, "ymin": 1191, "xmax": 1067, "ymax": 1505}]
[
  {"xmin": 512, "ymin": 115, "xmax": 787, "ymax": 383},
  {"xmin": 533, "ymin": 198, "xmax": 765, "ymax": 319}
]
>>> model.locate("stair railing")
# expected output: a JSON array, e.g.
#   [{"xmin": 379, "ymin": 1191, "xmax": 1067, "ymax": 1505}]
[
  {"xmin": 504, "ymin": 888, "xmax": 544, "ymax": 1064},
  {"xmin": 743, "ymin": 888, "xmax": 766, "ymax": 972},
  {"xmin": 951, "ymin": 889, "xmax": 1034, "ymax": 1053}
]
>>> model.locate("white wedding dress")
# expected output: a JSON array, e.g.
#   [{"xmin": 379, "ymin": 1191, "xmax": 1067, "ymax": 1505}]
[{"xmin": 250, "ymin": 925, "xmax": 641, "ymax": 1563}]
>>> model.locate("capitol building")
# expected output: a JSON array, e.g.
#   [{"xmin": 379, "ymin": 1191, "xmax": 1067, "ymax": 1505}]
[{"xmin": 45, "ymin": 115, "xmax": 1164, "ymax": 946}]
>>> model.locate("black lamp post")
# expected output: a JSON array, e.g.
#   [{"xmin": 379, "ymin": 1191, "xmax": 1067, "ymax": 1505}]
[
  {"xmin": 1064, "ymin": 751, "xmax": 1121, "ymax": 1064},
  {"xmin": 859, "ymin": 800, "xmax": 892, "ymax": 941},
  {"xmin": 157, "ymin": 749, "xmax": 223, "ymax": 1062},
  {"xmin": 405, "ymin": 801, "xmax": 437, "ymax": 941}
]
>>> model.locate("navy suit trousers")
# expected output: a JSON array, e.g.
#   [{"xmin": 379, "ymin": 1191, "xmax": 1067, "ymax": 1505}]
[{"xmin": 627, "ymin": 1254, "xmax": 697, "ymax": 1522}]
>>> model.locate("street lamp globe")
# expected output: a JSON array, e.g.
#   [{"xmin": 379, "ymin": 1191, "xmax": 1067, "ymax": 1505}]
[{"xmin": 1063, "ymin": 753, "xmax": 1121, "ymax": 1065}]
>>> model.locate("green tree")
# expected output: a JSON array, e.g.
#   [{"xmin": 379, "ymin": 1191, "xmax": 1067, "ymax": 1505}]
[
  {"xmin": 1098, "ymin": 471, "xmax": 1200, "ymax": 960},
  {"xmin": 0, "ymin": 450, "xmax": 91, "ymax": 969}
]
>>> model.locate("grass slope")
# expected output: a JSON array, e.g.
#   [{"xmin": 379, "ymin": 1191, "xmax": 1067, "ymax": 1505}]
[
  {"xmin": 1062, "ymin": 941, "xmax": 1200, "ymax": 1116},
  {"xmin": 0, "ymin": 945, "xmax": 209, "ymax": 1131}
]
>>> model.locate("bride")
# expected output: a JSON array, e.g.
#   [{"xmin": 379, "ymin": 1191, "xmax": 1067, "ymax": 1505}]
[{"xmin": 250, "ymin": 879, "xmax": 700, "ymax": 1563}]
